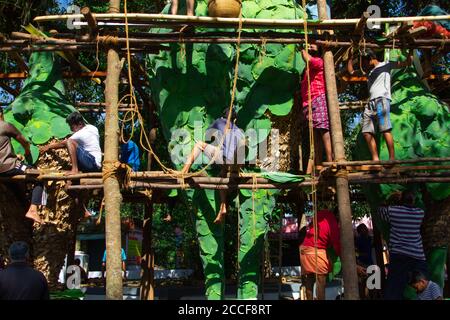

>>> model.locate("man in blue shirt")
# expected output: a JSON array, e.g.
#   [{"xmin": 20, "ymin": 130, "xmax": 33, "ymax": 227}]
[
  {"xmin": 120, "ymin": 132, "xmax": 140, "ymax": 171},
  {"xmin": 102, "ymin": 248, "xmax": 127, "ymax": 280},
  {"xmin": 180, "ymin": 107, "xmax": 245, "ymax": 224}
]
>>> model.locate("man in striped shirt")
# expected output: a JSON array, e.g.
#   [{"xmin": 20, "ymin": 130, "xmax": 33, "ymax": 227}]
[
  {"xmin": 408, "ymin": 270, "xmax": 443, "ymax": 300},
  {"xmin": 378, "ymin": 191, "xmax": 429, "ymax": 300}
]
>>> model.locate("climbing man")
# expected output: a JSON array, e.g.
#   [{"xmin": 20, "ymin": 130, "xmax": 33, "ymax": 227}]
[
  {"xmin": 171, "ymin": 0, "xmax": 195, "ymax": 16},
  {"xmin": 40, "ymin": 112, "xmax": 102, "ymax": 175},
  {"xmin": 299, "ymin": 208, "xmax": 341, "ymax": 300},
  {"xmin": 378, "ymin": 190, "xmax": 428, "ymax": 300},
  {"xmin": 301, "ymin": 43, "xmax": 333, "ymax": 174},
  {"xmin": 0, "ymin": 107, "xmax": 47, "ymax": 224},
  {"xmin": 180, "ymin": 107, "xmax": 245, "ymax": 224},
  {"xmin": 347, "ymin": 48, "xmax": 413, "ymax": 161}
]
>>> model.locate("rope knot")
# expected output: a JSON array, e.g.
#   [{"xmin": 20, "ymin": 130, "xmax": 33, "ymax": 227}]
[{"xmin": 102, "ymin": 161, "xmax": 132, "ymax": 190}]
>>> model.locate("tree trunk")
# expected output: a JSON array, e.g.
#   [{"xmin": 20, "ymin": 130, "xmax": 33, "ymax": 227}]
[
  {"xmin": 103, "ymin": 0, "xmax": 124, "ymax": 300},
  {"xmin": 318, "ymin": 0, "xmax": 359, "ymax": 300}
]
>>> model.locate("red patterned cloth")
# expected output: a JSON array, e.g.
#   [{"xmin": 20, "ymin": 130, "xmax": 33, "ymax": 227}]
[
  {"xmin": 301, "ymin": 56, "xmax": 326, "ymax": 107},
  {"xmin": 302, "ymin": 93, "xmax": 330, "ymax": 130}
]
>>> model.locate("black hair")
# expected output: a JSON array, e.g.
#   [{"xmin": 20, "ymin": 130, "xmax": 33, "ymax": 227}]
[
  {"xmin": 356, "ymin": 223, "xmax": 368, "ymax": 234},
  {"xmin": 310, "ymin": 44, "xmax": 323, "ymax": 57},
  {"xmin": 222, "ymin": 107, "xmax": 237, "ymax": 122},
  {"xmin": 362, "ymin": 49, "xmax": 382, "ymax": 61},
  {"xmin": 408, "ymin": 270, "xmax": 428, "ymax": 285},
  {"xmin": 401, "ymin": 190, "xmax": 416, "ymax": 206},
  {"xmin": 66, "ymin": 112, "xmax": 85, "ymax": 126},
  {"xmin": 74, "ymin": 258, "xmax": 81, "ymax": 265}
]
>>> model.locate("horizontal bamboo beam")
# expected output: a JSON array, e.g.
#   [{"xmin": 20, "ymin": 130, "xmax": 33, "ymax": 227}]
[
  {"xmin": 0, "ymin": 71, "xmax": 107, "ymax": 79},
  {"xmin": 78, "ymin": 108, "xmax": 135, "ymax": 113},
  {"xmin": 0, "ymin": 45, "xmax": 163, "ymax": 53},
  {"xmin": 33, "ymin": 13, "xmax": 450, "ymax": 29},
  {"xmin": 65, "ymin": 176, "xmax": 450, "ymax": 191},
  {"xmin": 2, "ymin": 166, "xmax": 449, "ymax": 189},
  {"xmin": 323, "ymin": 157, "xmax": 450, "ymax": 167}
]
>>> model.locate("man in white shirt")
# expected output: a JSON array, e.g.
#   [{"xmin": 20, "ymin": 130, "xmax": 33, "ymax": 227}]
[
  {"xmin": 40, "ymin": 112, "xmax": 102, "ymax": 175},
  {"xmin": 348, "ymin": 49, "xmax": 413, "ymax": 161}
]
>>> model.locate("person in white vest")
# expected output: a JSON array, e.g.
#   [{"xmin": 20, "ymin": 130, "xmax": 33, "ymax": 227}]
[{"xmin": 40, "ymin": 112, "xmax": 102, "ymax": 175}]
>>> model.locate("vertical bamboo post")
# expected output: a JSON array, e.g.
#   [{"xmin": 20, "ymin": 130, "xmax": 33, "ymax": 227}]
[
  {"xmin": 317, "ymin": 0, "xmax": 360, "ymax": 300},
  {"xmin": 140, "ymin": 99, "xmax": 155, "ymax": 300},
  {"xmin": 140, "ymin": 200, "xmax": 154, "ymax": 300},
  {"xmin": 104, "ymin": 0, "xmax": 123, "ymax": 300}
]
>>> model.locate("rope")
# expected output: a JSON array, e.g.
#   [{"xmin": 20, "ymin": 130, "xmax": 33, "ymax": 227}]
[
  {"xmin": 251, "ymin": 173, "xmax": 257, "ymax": 243},
  {"xmin": 120, "ymin": 0, "xmax": 244, "ymax": 181},
  {"xmin": 99, "ymin": 34, "xmax": 119, "ymax": 46},
  {"xmin": 301, "ymin": 0, "xmax": 320, "ymax": 296},
  {"xmin": 91, "ymin": 35, "xmax": 101, "ymax": 83},
  {"xmin": 96, "ymin": 197, "xmax": 105, "ymax": 225},
  {"xmin": 102, "ymin": 160, "xmax": 132, "ymax": 190}
]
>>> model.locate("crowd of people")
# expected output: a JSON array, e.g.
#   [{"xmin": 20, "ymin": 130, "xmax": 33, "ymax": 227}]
[{"xmin": 299, "ymin": 190, "xmax": 443, "ymax": 300}]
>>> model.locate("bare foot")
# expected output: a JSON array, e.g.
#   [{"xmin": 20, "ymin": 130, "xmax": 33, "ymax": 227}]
[
  {"xmin": 213, "ymin": 210, "xmax": 227, "ymax": 224},
  {"xmin": 25, "ymin": 210, "xmax": 43, "ymax": 224}
]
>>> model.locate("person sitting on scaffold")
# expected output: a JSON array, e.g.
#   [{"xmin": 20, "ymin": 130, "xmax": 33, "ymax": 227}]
[{"xmin": 180, "ymin": 107, "xmax": 245, "ymax": 224}]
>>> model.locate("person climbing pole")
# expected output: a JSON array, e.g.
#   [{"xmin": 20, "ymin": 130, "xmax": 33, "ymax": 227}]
[
  {"xmin": 39, "ymin": 112, "xmax": 102, "ymax": 176},
  {"xmin": 0, "ymin": 108, "xmax": 47, "ymax": 224},
  {"xmin": 180, "ymin": 107, "xmax": 245, "ymax": 224},
  {"xmin": 171, "ymin": 0, "xmax": 195, "ymax": 16},
  {"xmin": 347, "ymin": 48, "xmax": 413, "ymax": 161},
  {"xmin": 301, "ymin": 43, "xmax": 333, "ymax": 174}
]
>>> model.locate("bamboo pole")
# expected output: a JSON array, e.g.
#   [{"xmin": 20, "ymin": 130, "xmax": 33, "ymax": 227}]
[
  {"xmin": 1, "ymin": 166, "xmax": 448, "ymax": 183},
  {"xmin": 103, "ymin": 0, "xmax": 123, "ymax": 301},
  {"xmin": 81, "ymin": 7, "xmax": 98, "ymax": 38},
  {"xmin": 318, "ymin": 0, "xmax": 359, "ymax": 301},
  {"xmin": 1, "ymin": 38, "xmax": 445, "ymax": 52},
  {"xmin": 33, "ymin": 12, "xmax": 450, "ymax": 28},
  {"xmin": 323, "ymin": 157, "xmax": 450, "ymax": 166},
  {"xmin": 64, "ymin": 176, "xmax": 450, "ymax": 191},
  {"xmin": 140, "ymin": 199, "xmax": 154, "ymax": 300}
]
